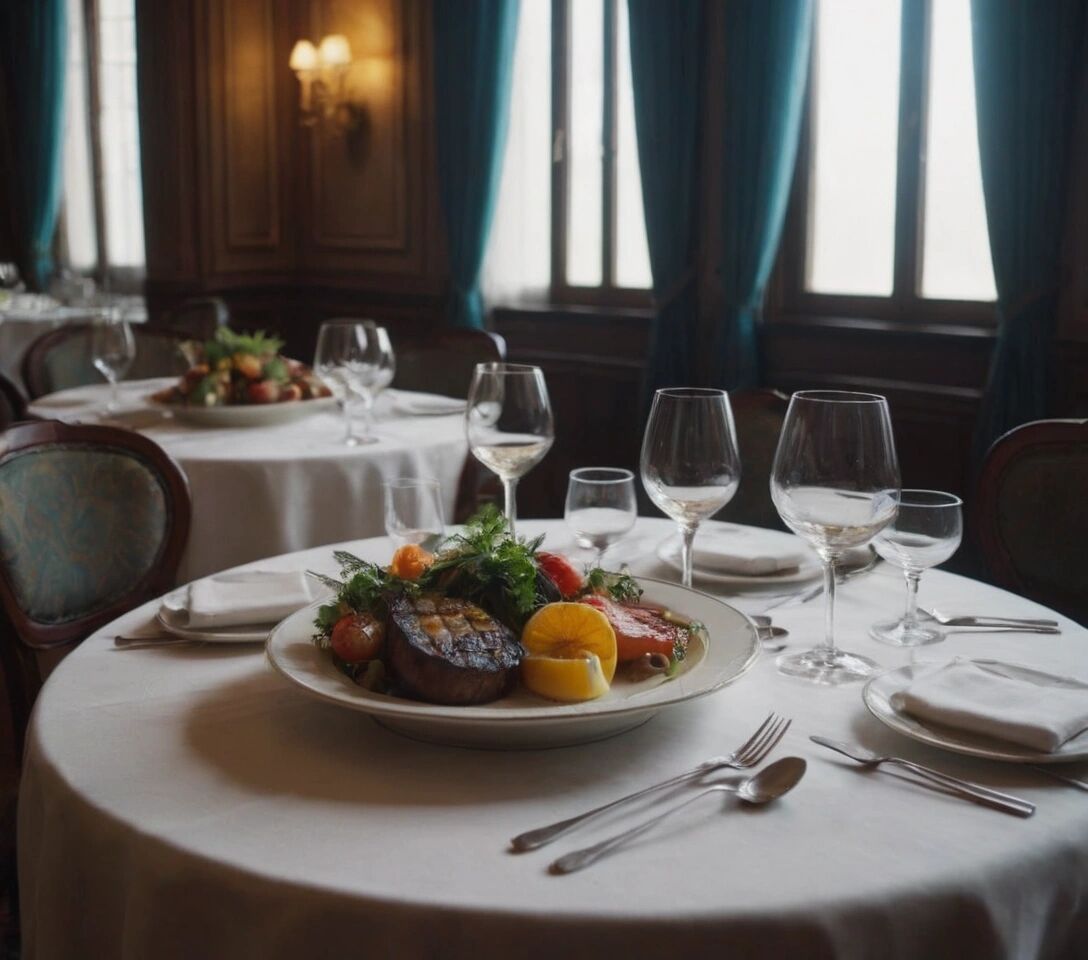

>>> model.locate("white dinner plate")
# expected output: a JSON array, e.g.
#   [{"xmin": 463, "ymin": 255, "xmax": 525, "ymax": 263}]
[
  {"xmin": 656, "ymin": 529, "xmax": 822, "ymax": 588},
  {"xmin": 157, "ymin": 586, "xmax": 275, "ymax": 644},
  {"xmin": 863, "ymin": 661, "xmax": 1088, "ymax": 764},
  {"xmin": 149, "ymin": 395, "xmax": 336, "ymax": 428},
  {"xmin": 265, "ymin": 577, "xmax": 761, "ymax": 749}
]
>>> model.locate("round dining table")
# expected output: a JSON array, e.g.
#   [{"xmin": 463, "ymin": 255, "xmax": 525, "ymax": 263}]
[
  {"xmin": 27, "ymin": 378, "xmax": 468, "ymax": 581},
  {"xmin": 17, "ymin": 518, "xmax": 1088, "ymax": 959}
]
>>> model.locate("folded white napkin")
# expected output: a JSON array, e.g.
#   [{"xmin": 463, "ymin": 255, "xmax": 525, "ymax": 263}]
[
  {"xmin": 891, "ymin": 659, "xmax": 1088, "ymax": 753},
  {"xmin": 186, "ymin": 570, "xmax": 314, "ymax": 628},
  {"xmin": 690, "ymin": 537, "xmax": 807, "ymax": 576},
  {"xmin": 392, "ymin": 392, "xmax": 466, "ymax": 416}
]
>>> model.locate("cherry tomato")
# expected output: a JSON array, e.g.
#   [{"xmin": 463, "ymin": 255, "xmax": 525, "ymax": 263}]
[
  {"xmin": 330, "ymin": 612, "xmax": 385, "ymax": 663},
  {"xmin": 536, "ymin": 552, "xmax": 584, "ymax": 599}
]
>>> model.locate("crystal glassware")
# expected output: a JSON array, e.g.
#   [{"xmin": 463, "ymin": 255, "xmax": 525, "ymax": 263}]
[
  {"xmin": 91, "ymin": 311, "xmax": 136, "ymax": 413},
  {"xmin": 564, "ymin": 467, "xmax": 637, "ymax": 566},
  {"xmin": 870, "ymin": 489, "xmax": 962, "ymax": 646},
  {"xmin": 770, "ymin": 390, "xmax": 900, "ymax": 684},
  {"xmin": 640, "ymin": 388, "xmax": 741, "ymax": 588},
  {"xmin": 362, "ymin": 321, "xmax": 396, "ymax": 404},
  {"xmin": 465, "ymin": 363, "xmax": 554, "ymax": 535},
  {"xmin": 314, "ymin": 320, "xmax": 382, "ymax": 446},
  {"xmin": 384, "ymin": 477, "xmax": 446, "ymax": 549}
]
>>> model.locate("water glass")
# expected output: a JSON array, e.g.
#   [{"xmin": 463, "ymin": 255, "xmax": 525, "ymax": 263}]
[
  {"xmin": 384, "ymin": 478, "xmax": 446, "ymax": 549},
  {"xmin": 564, "ymin": 468, "xmax": 637, "ymax": 566},
  {"xmin": 314, "ymin": 320, "xmax": 383, "ymax": 446},
  {"xmin": 91, "ymin": 312, "xmax": 136, "ymax": 413},
  {"xmin": 640, "ymin": 388, "xmax": 740, "ymax": 588},
  {"xmin": 770, "ymin": 390, "xmax": 900, "ymax": 685},
  {"xmin": 870, "ymin": 489, "xmax": 962, "ymax": 646}
]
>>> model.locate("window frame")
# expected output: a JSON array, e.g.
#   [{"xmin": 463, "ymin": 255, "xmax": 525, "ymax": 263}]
[
  {"xmin": 773, "ymin": 0, "xmax": 997, "ymax": 330},
  {"xmin": 548, "ymin": 0, "xmax": 652, "ymax": 308}
]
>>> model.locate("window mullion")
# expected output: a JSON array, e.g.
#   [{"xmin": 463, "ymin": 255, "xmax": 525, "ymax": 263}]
[
  {"xmin": 892, "ymin": 0, "xmax": 930, "ymax": 310},
  {"xmin": 601, "ymin": 0, "xmax": 617, "ymax": 289}
]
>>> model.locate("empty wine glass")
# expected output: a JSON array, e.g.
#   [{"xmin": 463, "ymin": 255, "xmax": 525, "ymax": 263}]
[
  {"xmin": 640, "ymin": 388, "xmax": 741, "ymax": 588},
  {"xmin": 92, "ymin": 312, "xmax": 136, "ymax": 413},
  {"xmin": 314, "ymin": 320, "xmax": 381, "ymax": 446},
  {"xmin": 870, "ymin": 489, "xmax": 962, "ymax": 646},
  {"xmin": 771, "ymin": 390, "xmax": 900, "ymax": 685},
  {"xmin": 564, "ymin": 468, "xmax": 637, "ymax": 567},
  {"xmin": 384, "ymin": 477, "xmax": 446, "ymax": 549},
  {"xmin": 362, "ymin": 321, "xmax": 396, "ymax": 405},
  {"xmin": 465, "ymin": 363, "xmax": 554, "ymax": 535}
]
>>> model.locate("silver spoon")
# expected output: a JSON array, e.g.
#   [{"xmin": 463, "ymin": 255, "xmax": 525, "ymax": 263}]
[{"xmin": 549, "ymin": 757, "xmax": 807, "ymax": 875}]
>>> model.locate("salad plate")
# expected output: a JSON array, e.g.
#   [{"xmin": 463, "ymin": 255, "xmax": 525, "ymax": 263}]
[
  {"xmin": 266, "ymin": 577, "xmax": 761, "ymax": 749},
  {"xmin": 150, "ymin": 395, "xmax": 336, "ymax": 428},
  {"xmin": 863, "ymin": 662, "xmax": 1088, "ymax": 764}
]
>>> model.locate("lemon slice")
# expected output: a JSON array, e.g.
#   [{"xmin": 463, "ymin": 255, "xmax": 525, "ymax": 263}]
[
  {"xmin": 520, "ymin": 602, "xmax": 618, "ymax": 702},
  {"xmin": 521, "ymin": 653, "xmax": 610, "ymax": 702}
]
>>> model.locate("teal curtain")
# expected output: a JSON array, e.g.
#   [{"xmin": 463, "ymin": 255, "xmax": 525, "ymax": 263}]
[
  {"xmin": 711, "ymin": 0, "xmax": 812, "ymax": 389},
  {"xmin": 0, "ymin": 0, "xmax": 67, "ymax": 291},
  {"xmin": 628, "ymin": 0, "xmax": 703, "ymax": 391},
  {"xmin": 971, "ymin": 0, "xmax": 1086, "ymax": 453},
  {"xmin": 433, "ymin": 0, "xmax": 519, "ymax": 329}
]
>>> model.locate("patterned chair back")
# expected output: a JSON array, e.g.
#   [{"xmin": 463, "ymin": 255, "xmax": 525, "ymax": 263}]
[
  {"xmin": 21, "ymin": 323, "xmax": 192, "ymax": 399},
  {"xmin": 976, "ymin": 419, "xmax": 1088, "ymax": 625},
  {"xmin": 0, "ymin": 423, "xmax": 190, "ymax": 758}
]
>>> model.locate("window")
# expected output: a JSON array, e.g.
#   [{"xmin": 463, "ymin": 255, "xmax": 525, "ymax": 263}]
[
  {"xmin": 61, "ymin": 0, "xmax": 146, "ymax": 285},
  {"xmin": 783, "ymin": 0, "xmax": 996, "ymax": 322},
  {"xmin": 483, "ymin": 0, "xmax": 652, "ymax": 307}
]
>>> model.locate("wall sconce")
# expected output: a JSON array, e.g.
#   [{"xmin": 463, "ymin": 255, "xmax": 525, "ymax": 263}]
[{"xmin": 289, "ymin": 34, "xmax": 369, "ymax": 154}]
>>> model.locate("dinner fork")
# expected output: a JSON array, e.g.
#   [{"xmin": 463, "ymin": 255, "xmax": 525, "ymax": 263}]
[
  {"xmin": 921, "ymin": 608, "xmax": 1059, "ymax": 629},
  {"xmin": 509, "ymin": 713, "xmax": 791, "ymax": 852}
]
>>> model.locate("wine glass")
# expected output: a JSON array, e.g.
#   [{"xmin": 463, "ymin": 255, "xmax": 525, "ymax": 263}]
[
  {"xmin": 564, "ymin": 468, "xmax": 637, "ymax": 567},
  {"xmin": 870, "ymin": 489, "xmax": 962, "ymax": 646},
  {"xmin": 640, "ymin": 388, "xmax": 741, "ymax": 588},
  {"xmin": 465, "ymin": 363, "xmax": 554, "ymax": 535},
  {"xmin": 314, "ymin": 320, "xmax": 381, "ymax": 446},
  {"xmin": 366, "ymin": 322, "xmax": 396, "ymax": 401},
  {"xmin": 91, "ymin": 311, "xmax": 136, "ymax": 413},
  {"xmin": 770, "ymin": 390, "xmax": 900, "ymax": 684},
  {"xmin": 384, "ymin": 477, "xmax": 446, "ymax": 549}
]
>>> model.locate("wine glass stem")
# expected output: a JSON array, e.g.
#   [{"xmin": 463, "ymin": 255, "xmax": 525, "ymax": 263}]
[
  {"xmin": 820, "ymin": 556, "xmax": 837, "ymax": 656},
  {"xmin": 109, "ymin": 377, "xmax": 119, "ymax": 412},
  {"xmin": 903, "ymin": 571, "xmax": 921, "ymax": 627},
  {"xmin": 502, "ymin": 477, "xmax": 518, "ymax": 535},
  {"xmin": 341, "ymin": 400, "xmax": 357, "ymax": 445},
  {"xmin": 678, "ymin": 523, "xmax": 697, "ymax": 589},
  {"xmin": 358, "ymin": 394, "xmax": 373, "ymax": 441}
]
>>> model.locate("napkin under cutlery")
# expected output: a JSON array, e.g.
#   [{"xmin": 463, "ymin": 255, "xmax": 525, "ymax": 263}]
[
  {"xmin": 186, "ymin": 570, "xmax": 315, "ymax": 628},
  {"xmin": 892, "ymin": 659, "xmax": 1088, "ymax": 753}
]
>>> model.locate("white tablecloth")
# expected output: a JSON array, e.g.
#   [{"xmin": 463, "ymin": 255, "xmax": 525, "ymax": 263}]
[
  {"xmin": 17, "ymin": 519, "xmax": 1088, "ymax": 959},
  {"xmin": 27, "ymin": 378, "xmax": 468, "ymax": 581}
]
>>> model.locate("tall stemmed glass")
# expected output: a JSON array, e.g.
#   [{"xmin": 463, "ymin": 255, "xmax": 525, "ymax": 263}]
[
  {"xmin": 91, "ymin": 311, "xmax": 136, "ymax": 413},
  {"xmin": 770, "ymin": 390, "xmax": 900, "ymax": 684},
  {"xmin": 640, "ymin": 388, "xmax": 741, "ymax": 588},
  {"xmin": 870, "ymin": 490, "xmax": 962, "ymax": 646},
  {"xmin": 314, "ymin": 321, "xmax": 379, "ymax": 446},
  {"xmin": 465, "ymin": 363, "xmax": 554, "ymax": 535},
  {"xmin": 362, "ymin": 321, "xmax": 396, "ymax": 404}
]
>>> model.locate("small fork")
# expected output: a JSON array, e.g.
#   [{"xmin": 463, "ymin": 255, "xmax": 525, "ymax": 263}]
[{"xmin": 509, "ymin": 712, "xmax": 791, "ymax": 852}]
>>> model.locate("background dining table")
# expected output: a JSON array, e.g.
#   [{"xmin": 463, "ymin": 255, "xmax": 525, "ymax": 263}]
[
  {"xmin": 17, "ymin": 517, "xmax": 1088, "ymax": 959},
  {"xmin": 26, "ymin": 377, "xmax": 469, "ymax": 581}
]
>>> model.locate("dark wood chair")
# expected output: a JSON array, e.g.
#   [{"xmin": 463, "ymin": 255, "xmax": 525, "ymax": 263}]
[
  {"xmin": 0, "ymin": 375, "xmax": 26, "ymax": 430},
  {"xmin": 21, "ymin": 323, "xmax": 193, "ymax": 399},
  {"xmin": 0, "ymin": 421, "xmax": 191, "ymax": 759},
  {"xmin": 713, "ymin": 389, "xmax": 790, "ymax": 531},
  {"xmin": 163, "ymin": 296, "xmax": 229, "ymax": 340},
  {"xmin": 974, "ymin": 419, "xmax": 1088, "ymax": 625},
  {"xmin": 389, "ymin": 328, "xmax": 507, "ymax": 399}
]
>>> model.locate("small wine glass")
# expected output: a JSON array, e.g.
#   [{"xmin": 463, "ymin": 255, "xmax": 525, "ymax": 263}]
[
  {"xmin": 91, "ymin": 311, "xmax": 136, "ymax": 413},
  {"xmin": 640, "ymin": 388, "xmax": 741, "ymax": 588},
  {"xmin": 771, "ymin": 390, "xmax": 900, "ymax": 685},
  {"xmin": 314, "ymin": 320, "xmax": 380, "ymax": 446},
  {"xmin": 564, "ymin": 467, "xmax": 637, "ymax": 567},
  {"xmin": 367, "ymin": 322, "xmax": 396, "ymax": 402},
  {"xmin": 870, "ymin": 489, "xmax": 962, "ymax": 646},
  {"xmin": 465, "ymin": 363, "xmax": 554, "ymax": 535},
  {"xmin": 384, "ymin": 477, "xmax": 446, "ymax": 549}
]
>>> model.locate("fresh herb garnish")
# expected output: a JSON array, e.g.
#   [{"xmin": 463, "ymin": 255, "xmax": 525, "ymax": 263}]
[
  {"xmin": 581, "ymin": 567, "xmax": 643, "ymax": 603},
  {"xmin": 310, "ymin": 551, "xmax": 418, "ymax": 640},
  {"xmin": 202, "ymin": 327, "xmax": 285, "ymax": 365}
]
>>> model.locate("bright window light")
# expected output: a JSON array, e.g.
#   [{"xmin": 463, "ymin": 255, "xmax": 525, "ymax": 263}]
[
  {"xmin": 62, "ymin": 0, "xmax": 97, "ymax": 271},
  {"xmin": 566, "ymin": 0, "xmax": 604, "ymax": 286}
]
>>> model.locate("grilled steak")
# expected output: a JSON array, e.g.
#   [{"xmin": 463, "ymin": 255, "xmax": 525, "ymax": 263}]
[{"xmin": 386, "ymin": 593, "xmax": 523, "ymax": 705}]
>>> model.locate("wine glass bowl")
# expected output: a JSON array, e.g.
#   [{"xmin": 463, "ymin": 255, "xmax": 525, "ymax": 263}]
[
  {"xmin": 314, "ymin": 321, "xmax": 384, "ymax": 446},
  {"xmin": 870, "ymin": 489, "xmax": 962, "ymax": 646},
  {"xmin": 465, "ymin": 363, "xmax": 554, "ymax": 534},
  {"xmin": 91, "ymin": 312, "xmax": 136, "ymax": 413},
  {"xmin": 770, "ymin": 390, "xmax": 900, "ymax": 684},
  {"xmin": 564, "ymin": 468, "xmax": 637, "ymax": 566},
  {"xmin": 640, "ymin": 388, "xmax": 741, "ymax": 587}
]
